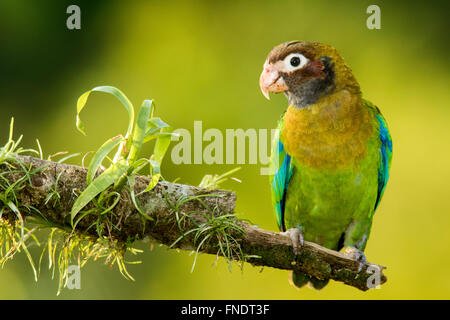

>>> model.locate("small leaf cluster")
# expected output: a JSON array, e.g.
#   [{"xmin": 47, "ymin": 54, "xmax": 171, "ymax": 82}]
[{"xmin": 72, "ymin": 86, "xmax": 178, "ymax": 225}]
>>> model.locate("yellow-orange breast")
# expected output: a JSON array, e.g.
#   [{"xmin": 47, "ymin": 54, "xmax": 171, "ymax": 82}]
[{"xmin": 281, "ymin": 90, "xmax": 373, "ymax": 169}]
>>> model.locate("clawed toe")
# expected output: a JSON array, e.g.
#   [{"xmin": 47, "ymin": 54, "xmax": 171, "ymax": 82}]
[
  {"xmin": 282, "ymin": 227, "xmax": 304, "ymax": 255},
  {"xmin": 341, "ymin": 246, "xmax": 367, "ymax": 272}
]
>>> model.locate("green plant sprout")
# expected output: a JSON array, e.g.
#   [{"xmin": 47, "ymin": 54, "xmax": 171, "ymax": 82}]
[
  {"xmin": 198, "ymin": 167, "xmax": 242, "ymax": 190},
  {"xmin": 0, "ymin": 97, "xmax": 166, "ymax": 290},
  {"xmin": 0, "ymin": 87, "xmax": 246, "ymax": 294},
  {"xmin": 0, "ymin": 118, "xmax": 39, "ymax": 164},
  {"xmin": 71, "ymin": 86, "xmax": 179, "ymax": 224}
]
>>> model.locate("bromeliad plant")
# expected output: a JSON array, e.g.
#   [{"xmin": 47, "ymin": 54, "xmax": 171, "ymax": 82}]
[
  {"xmin": 0, "ymin": 88, "xmax": 244, "ymax": 294},
  {"xmin": 71, "ymin": 86, "xmax": 178, "ymax": 225}
]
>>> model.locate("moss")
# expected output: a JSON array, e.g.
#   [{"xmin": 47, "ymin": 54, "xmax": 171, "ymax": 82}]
[{"xmin": 0, "ymin": 118, "xmax": 142, "ymax": 294}]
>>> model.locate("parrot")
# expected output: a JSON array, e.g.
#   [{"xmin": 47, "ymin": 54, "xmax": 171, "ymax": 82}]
[{"xmin": 259, "ymin": 41, "xmax": 392, "ymax": 289}]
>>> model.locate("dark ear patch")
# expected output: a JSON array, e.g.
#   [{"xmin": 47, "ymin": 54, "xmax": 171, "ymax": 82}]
[
  {"xmin": 318, "ymin": 56, "xmax": 335, "ymax": 87},
  {"xmin": 299, "ymin": 59, "xmax": 326, "ymax": 79},
  {"xmin": 280, "ymin": 54, "xmax": 337, "ymax": 108}
]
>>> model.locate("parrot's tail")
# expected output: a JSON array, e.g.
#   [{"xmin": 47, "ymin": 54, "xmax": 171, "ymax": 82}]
[{"xmin": 290, "ymin": 271, "xmax": 329, "ymax": 290}]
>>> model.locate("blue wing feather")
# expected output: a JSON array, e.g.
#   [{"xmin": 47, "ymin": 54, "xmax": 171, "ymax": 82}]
[
  {"xmin": 270, "ymin": 122, "xmax": 294, "ymax": 231},
  {"xmin": 374, "ymin": 109, "xmax": 393, "ymax": 211}
]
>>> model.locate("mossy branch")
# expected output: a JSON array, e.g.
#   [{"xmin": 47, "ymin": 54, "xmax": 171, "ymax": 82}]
[{"xmin": 1, "ymin": 155, "xmax": 386, "ymax": 291}]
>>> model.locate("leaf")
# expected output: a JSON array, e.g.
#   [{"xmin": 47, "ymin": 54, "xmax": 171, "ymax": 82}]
[
  {"xmin": 87, "ymin": 135, "xmax": 124, "ymax": 184},
  {"xmin": 71, "ymin": 159, "xmax": 129, "ymax": 223},
  {"xmin": 144, "ymin": 173, "xmax": 161, "ymax": 192},
  {"xmin": 58, "ymin": 153, "xmax": 81, "ymax": 164},
  {"xmin": 142, "ymin": 117, "xmax": 173, "ymax": 142},
  {"xmin": 128, "ymin": 100, "xmax": 152, "ymax": 164},
  {"xmin": 129, "ymin": 158, "xmax": 151, "ymax": 175},
  {"xmin": 143, "ymin": 131, "xmax": 179, "ymax": 143},
  {"xmin": 21, "ymin": 239, "xmax": 38, "ymax": 282},
  {"xmin": 148, "ymin": 117, "xmax": 169, "ymax": 130},
  {"xmin": 127, "ymin": 176, "xmax": 153, "ymax": 221},
  {"xmin": 76, "ymin": 86, "xmax": 135, "ymax": 138},
  {"xmin": 36, "ymin": 139, "xmax": 43, "ymax": 159},
  {"xmin": 8, "ymin": 117, "xmax": 14, "ymax": 141},
  {"xmin": 7, "ymin": 201, "xmax": 24, "ymax": 239},
  {"xmin": 98, "ymin": 192, "xmax": 121, "ymax": 215},
  {"xmin": 152, "ymin": 127, "xmax": 173, "ymax": 174}
]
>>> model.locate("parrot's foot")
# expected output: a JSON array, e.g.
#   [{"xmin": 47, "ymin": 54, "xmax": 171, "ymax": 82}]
[
  {"xmin": 341, "ymin": 246, "xmax": 367, "ymax": 272},
  {"xmin": 281, "ymin": 227, "xmax": 304, "ymax": 255}
]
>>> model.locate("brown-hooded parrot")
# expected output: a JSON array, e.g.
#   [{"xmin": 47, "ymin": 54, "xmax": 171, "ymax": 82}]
[{"xmin": 259, "ymin": 41, "xmax": 392, "ymax": 289}]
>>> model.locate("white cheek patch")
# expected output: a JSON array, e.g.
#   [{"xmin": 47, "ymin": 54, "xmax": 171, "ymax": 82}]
[{"xmin": 278, "ymin": 53, "xmax": 309, "ymax": 73}]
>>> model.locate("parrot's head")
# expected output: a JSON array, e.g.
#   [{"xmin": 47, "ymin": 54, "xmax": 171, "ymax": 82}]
[{"xmin": 259, "ymin": 41, "xmax": 360, "ymax": 108}]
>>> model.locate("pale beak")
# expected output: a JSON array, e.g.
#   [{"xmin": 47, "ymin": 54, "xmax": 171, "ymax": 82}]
[{"xmin": 259, "ymin": 61, "xmax": 288, "ymax": 100}]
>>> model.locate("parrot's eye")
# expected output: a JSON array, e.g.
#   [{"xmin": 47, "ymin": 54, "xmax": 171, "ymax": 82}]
[
  {"xmin": 281, "ymin": 53, "xmax": 308, "ymax": 72},
  {"xmin": 290, "ymin": 57, "xmax": 300, "ymax": 67}
]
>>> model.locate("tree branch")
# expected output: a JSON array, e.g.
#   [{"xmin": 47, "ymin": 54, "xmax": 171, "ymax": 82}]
[{"xmin": 1, "ymin": 155, "xmax": 386, "ymax": 291}]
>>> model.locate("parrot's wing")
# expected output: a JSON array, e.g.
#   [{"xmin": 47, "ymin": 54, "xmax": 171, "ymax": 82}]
[
  {"xmin": 365, "ymin": 100, "xmax": 393, "ymax": 212},
  {"xmin": 270, "ymin": 119, "xmax": 294, "ymax": 231}
]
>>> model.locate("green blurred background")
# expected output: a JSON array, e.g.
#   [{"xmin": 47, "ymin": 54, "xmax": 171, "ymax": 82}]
[{"xmin": 1, "ymin": 0, "xmax": 449, "ymax": 299}]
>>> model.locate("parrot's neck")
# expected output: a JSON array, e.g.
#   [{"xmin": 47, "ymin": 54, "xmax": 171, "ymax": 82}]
[{"xmin": 281, "ymin": 89, "xmax": 373, "ymax": 169}]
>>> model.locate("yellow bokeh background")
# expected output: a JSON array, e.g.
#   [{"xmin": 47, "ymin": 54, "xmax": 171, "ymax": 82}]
[{"xmin": 0, "ymin": 0, "xmax": 449, "ymax": 299}]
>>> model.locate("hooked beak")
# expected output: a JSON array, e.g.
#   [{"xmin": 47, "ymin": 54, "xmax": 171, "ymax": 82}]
[{"xmin": 259, "ymin": 61, "xmax": 288, "ymax": 100}]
